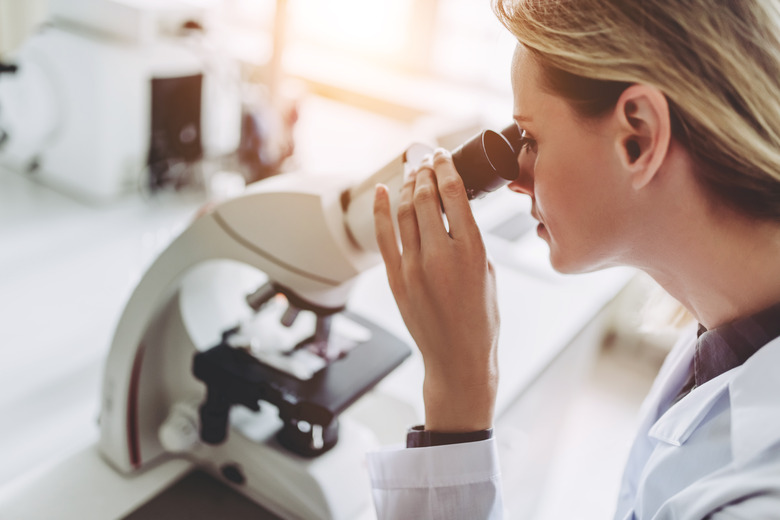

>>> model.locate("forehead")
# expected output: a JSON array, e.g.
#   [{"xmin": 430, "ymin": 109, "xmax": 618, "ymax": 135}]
[{"xmin": 511, "ymin": 44, "xmax": 546, "ymax": 120}]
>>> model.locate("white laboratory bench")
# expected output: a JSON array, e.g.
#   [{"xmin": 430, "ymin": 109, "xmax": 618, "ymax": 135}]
[
  {"xmin": 0, "ymin": 166, "xmax": 206, "ymax": 485},
  {"xmin": 0, "ymin": 115, "xmax": 636, "ymax": 518}
]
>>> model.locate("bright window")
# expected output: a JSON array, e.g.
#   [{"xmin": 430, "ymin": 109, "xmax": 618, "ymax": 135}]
[
  {"xmin": 288, "ymin": 0, "xmax": 414, "ymax": 60},
  {"xmin": 222, "ymin": 0, "xmax": 516, "ymax": 94}
]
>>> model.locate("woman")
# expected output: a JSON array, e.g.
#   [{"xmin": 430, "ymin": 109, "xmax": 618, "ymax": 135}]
[{"xmin": 367, "ymin": 1, "xmax": 780, "ymax": 518}]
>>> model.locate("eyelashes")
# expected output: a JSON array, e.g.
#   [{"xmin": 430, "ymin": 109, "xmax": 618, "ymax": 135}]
[{"xmin": 519, "ymin": 129, "xmax": 538, "ymax": 153}]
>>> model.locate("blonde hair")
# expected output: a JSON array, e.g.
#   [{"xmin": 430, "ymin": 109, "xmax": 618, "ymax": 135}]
[{"xmin": 493, "ymin": 0, "xmax": 780, "ymax": 220}]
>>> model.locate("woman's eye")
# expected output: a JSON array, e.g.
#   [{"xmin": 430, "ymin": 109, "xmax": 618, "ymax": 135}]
[{"xmin": 519, "ymin": 130, "xmax": 537, "ymax": 153}]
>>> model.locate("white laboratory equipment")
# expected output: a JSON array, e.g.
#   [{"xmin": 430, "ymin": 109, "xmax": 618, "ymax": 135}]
[{"xmin": 0, "ymin": 0, "xmax": 242, "ymax": 202}]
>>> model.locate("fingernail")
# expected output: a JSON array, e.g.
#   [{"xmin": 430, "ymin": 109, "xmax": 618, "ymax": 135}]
[{"xmin": 403, "ymin": 160, "xmax": 415, "ymax": 177}]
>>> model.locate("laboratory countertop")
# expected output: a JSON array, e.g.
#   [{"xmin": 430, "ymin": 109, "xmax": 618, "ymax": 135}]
[{"xmin": 0, "ymin": 165, "xmax": 209, "ymax": 488}]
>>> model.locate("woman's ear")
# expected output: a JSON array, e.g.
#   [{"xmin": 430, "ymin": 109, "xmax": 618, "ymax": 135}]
[{"xmin": 613, "ymin": 84, "xmax": 671, "ymax": 190}]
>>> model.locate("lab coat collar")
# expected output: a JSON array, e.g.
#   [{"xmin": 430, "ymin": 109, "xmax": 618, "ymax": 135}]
[
  {"xmin": 648, "ymin": 336, "xmax": 780, "ymax": 465},
  {"xmin": 647, "ymin": 366, "xmax": 730, "ymax": 447}
]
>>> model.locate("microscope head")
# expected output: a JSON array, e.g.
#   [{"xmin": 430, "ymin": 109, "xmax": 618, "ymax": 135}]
[
  {"xmin": 209, "ymin": 122, "xmax": 524, "ymax": 311},
  {"xmin": 209, "ymin": 171, "xmax": 380, "ymax": 311}
]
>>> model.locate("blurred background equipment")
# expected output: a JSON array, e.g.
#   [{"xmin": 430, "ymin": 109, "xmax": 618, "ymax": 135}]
[
  {"xmin": 0, "ymin": 0, "xmax": 298, "ymax": 202},
  {"xmin": 0, "ymin": 0, "xmax": 47, "ymax": 148},
  {"xmin": 0, "ymin": 0, "xmax": 47, "ymax": 60}
]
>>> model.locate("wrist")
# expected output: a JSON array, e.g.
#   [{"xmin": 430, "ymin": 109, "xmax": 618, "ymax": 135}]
[{"xmin": 422, "ymin": 373, "xmax": 497, "ymax": 432}]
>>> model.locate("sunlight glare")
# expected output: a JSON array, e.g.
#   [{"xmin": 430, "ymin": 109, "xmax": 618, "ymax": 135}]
[{"xmin": 288, "ymin": 0, "xmax": 412, "ymax": 57}]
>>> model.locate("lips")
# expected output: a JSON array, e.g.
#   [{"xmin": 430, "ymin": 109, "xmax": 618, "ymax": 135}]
[{"xmin": 531, "ymin": 207, "xmax": 547, "ymax": 237}]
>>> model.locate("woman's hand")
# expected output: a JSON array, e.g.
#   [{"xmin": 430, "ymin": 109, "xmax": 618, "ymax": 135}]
[{"xmin": 373, "ymin": 148, "xmax": 500, "ymax": 433}]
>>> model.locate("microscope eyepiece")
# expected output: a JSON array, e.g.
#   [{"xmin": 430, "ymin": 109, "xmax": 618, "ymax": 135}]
[
  {"xmin": 451, "ymin": 125, "xmax": 524, "ymax": 200},
  {"xmin": 344, "ymin": 123, "xmax": 530, "ymax": 254}
]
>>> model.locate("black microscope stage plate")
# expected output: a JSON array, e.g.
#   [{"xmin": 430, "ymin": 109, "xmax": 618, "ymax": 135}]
[{"xmin": 195, "ymin": 311, "xmax": 411, "ymax": 420}]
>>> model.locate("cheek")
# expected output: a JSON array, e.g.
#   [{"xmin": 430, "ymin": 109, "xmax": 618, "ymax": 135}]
[
  {"xmin": 534, "ymin": 142, "xmax": 619, "ymax": 267},
  {"xmin": 536, "ymin": 146, "xmax": 606, "ymax": 225}
]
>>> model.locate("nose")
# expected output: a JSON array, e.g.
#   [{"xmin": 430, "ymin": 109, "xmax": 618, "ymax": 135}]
[{"xmin": 508, "ymin": 148, "xmax": 534, "ymax": 197}]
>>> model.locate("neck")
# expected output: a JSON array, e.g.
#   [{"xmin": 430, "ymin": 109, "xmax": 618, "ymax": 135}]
[
  {"xmin": 625, "ymin": 146, "xmax": 780, "ymax": 329},
  {"xmin": 645, "ymin": 217, "xmax": 780, "ymax": 329}
]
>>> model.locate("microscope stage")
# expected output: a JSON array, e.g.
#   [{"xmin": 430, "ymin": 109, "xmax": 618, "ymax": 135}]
[{"xmin": 229, "ymin": 296, "xmax": 372, "ymax": 380}]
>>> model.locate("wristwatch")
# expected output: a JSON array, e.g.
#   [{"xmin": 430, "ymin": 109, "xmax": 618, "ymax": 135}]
[{"xmin": 406, "ymin": 425, "xmax": 494, "ymax": 448}]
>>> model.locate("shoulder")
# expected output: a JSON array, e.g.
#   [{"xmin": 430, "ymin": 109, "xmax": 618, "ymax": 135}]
[
  {"xmin": 655, "ymin": 441, "xmax": 780, "ymax": 519},
  {"xmin": 728, "ymin": 335, "xmax": 780, "ymax": 466},
  {"xmin": 705, "ymin": 491, "xmax": 780, "ymax": 520}
]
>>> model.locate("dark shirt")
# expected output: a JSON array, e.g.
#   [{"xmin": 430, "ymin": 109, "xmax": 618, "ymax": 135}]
[{"xmin": 674, "ymin": 301, "xmax": 780, "ymax": 403}]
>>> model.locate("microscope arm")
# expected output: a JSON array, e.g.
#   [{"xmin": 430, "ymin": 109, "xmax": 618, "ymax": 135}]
[{"xmin": 99, "ymin": 212, "xmax": 268, "ymax": 471}]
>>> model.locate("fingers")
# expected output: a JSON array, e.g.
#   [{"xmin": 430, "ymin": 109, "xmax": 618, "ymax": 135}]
[
  {"xmin": 431, "ymin": 149, "xmax": 479, "ymax": 240},
  {"xmin": 413, "ymin": 164, "xmax": 448, "ymax": 245},
  {"xmin": 397, "ymin": 170, "xmax": 421, "ymax": 254},
  {"xmin": 374, "ymin": 147, "xmax": 480, "ymax": 274},
  {"xmin": 373, "ymin": 183, "xmax": 401, "ymax": 272}
]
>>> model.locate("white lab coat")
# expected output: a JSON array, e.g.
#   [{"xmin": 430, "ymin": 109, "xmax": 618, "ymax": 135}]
[{"xmin": 366, "ymin": 327, "xmax": 780, "ymax": 519}]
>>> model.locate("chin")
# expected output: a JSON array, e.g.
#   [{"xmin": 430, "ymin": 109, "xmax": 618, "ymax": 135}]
[
  {"xmin": 548, "ymin": 247, "xmax": 605, "ymax": 275},
  {"xmin": 547, "ymin": 250, "xmax": 575, "ymax": 274},
  {"xmin": 549, "ymin": 258, "xmax": 582, "ymax": 275}
]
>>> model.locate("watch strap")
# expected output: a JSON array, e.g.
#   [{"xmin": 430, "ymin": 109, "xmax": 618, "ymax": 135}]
[{"xmin": 406, "ymin": 425, "xmax": 494, "ymax": 448}]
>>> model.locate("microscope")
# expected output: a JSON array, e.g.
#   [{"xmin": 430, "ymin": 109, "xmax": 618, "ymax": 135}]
[{"xmin": 97, "ymin": 126, "xmax": 524, "ymax": 519}]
